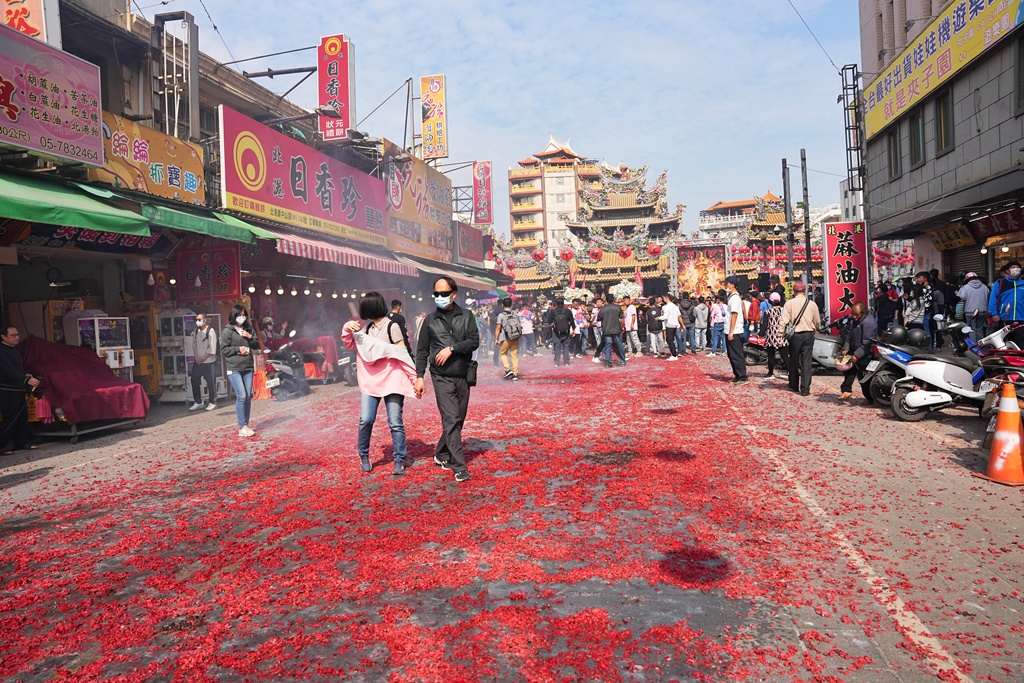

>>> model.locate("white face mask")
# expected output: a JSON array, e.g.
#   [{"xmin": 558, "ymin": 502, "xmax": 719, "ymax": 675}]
[
  {"xmin": 1011, "ymin": 267, "xmax": 1022, "ymax": 278},
  {"xmin": 235, "ymin": 316, "xmax": 247, "ymax": 325}
]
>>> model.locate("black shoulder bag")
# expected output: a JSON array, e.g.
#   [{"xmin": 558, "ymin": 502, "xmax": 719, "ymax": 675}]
[{"xmin": 436, "ymin": 313, "xmax": 478, "ymax": 386}]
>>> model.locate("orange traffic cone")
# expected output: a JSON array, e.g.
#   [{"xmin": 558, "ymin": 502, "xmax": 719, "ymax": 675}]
[{"xmin": 974, "ymin": 383, "xmax": 1024, "ymax": 486}]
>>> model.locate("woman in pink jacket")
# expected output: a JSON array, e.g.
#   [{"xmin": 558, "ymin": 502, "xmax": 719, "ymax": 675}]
[{"xmin": 342, "ymin": 292, "xmax": 418, "ymax": 475}]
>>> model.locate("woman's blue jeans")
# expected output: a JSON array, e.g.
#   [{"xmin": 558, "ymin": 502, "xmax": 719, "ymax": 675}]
[
  {"xmin": 711, "ymin": 323, "xmax": 726, "ymax": 353},
  {"xmin": 358, "ymin": 393, "xmax": 407, "ymax": 462},
  {"xmin": 226, "ymin": 370, "xmax": 253, "ymax": 429}
]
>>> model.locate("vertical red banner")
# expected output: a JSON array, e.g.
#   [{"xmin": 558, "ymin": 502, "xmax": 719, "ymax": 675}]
[
  {"xmin": 823, "ymin": 222, "xmax": 869, "ymax": 322},
  {"xmin": 472, "ymin": 161, "xmax": 492, "ymax": 225},
  {"xmin": 318, "ymin": 34, "xmax": 355, "ymax": 142}
]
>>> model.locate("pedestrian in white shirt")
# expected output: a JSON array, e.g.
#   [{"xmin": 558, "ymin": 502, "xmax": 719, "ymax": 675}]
[{"xmin": 660, "ymin": 295, "xmax": 682, "ymax": 360}]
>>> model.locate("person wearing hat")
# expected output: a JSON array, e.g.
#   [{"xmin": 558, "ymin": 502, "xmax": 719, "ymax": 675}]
[
  {"xmin": 957, "ymin": 272, "xmax": 990, "ymax": 335},
  {"xmin": 759, "ymin": 292, "xmax": 789, "ymax": 379},
  {"xmin": 780, "ymin": 281, "xmax": 821, "ymax": 396},
  {"xmin": 723, "ymin": 276, "xmax": 748, "ymax": 385},
  {"xmin": 989, "ymin": 261, "xmax": 1024, "ymax": 345}
]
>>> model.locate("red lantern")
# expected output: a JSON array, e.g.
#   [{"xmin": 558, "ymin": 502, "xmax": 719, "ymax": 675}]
[
  {"xmin": 506, "ymin": 261, "xmax": 516, "ymax": 271},
  {"xmin": 494, "ymin": 255, "xmax": 503, "ymax": 266},
  {"xmin": 731, "ymin": 246, "xmax": 739, "ymax": 254},
  {"xmin": 618, "ymin": 246, "xmax": 632, "ymax": 258},
  {"xmin": 647, "ymin": 243, "xmax": 662, "ymax": 257},
  {"xmin": 589, "ymin": 247, "xmax": 603, "ymax": 261},
  {"xmin": 531, "ymin": 248, "xmax": 545, "ymax": 262},
  {"xmin": 560, "ymin": 248, "xmax": 575, "ymax": 261},
  {"xmin": 507, "ymin": 283, "xmax": 516, "ymax": 293}
]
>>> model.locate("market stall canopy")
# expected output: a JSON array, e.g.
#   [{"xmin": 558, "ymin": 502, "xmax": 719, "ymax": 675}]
[
  {"xmin": 141, "ymin": 205, "xmax": 262, "ymax": 244},
  {"xmin": 0, "ymin": 173, "xmax": 150, "ymax": 236},
  {"xmin": 393, "ymin": 255, "xmax": 496, "ymax": 291},
  {"xmin": 258, "ymin": 227, "xmax": 418, "ymax": 277}
]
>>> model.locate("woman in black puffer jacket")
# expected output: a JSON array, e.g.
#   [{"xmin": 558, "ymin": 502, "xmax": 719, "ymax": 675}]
[{"xmin": 220, "ymin": 303, "xmax": 262, "ymax": 437}]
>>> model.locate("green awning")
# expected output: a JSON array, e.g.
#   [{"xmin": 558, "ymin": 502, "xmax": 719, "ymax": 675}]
[
  {"xmin": 142, "ymin": 204, "xmax": 255, "ymax": 244},
  {"xmin": 213, "ymin": 211, "xmax": 279, "ymax": 239},
  {"xmin": 0, "ymin": 173, "xmax": 150, "ymax": 235}
]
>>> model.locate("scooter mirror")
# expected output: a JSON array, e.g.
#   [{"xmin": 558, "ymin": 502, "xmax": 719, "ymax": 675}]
[
  {"xmin": 289, "ymin": 329, "xmax": 297, "ymax": 338},
  {"xmin": 962, "ymin": 326, "xmax": 972, "ymax": 334},
  {"xmin": 933, "ymin": 314, "xmax": 945, "ymax": 321}
]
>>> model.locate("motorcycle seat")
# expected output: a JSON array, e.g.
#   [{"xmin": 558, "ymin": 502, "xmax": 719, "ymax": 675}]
[{"xmin": 910, "ymin": 354, "xmax": 978, "ymax": 372}]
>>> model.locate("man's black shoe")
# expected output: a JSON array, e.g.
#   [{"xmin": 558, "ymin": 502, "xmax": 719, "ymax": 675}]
[
  {"xmin": 434, "ymin": 455, "xmax": 452, "ymax": 470},
  {"xmin": 454, "ymin": 471, "xmax": 471, "ymax": 482}
]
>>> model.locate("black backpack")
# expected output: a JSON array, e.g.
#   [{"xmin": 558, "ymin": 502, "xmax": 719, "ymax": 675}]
[{"xmin": 553, "ymin": 308, "xmax": 572, "ymax": 336}]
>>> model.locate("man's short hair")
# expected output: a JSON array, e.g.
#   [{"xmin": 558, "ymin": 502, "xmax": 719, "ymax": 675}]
[
  {"xmin": 915, "ymin": 271, "xmax": 930, "ymax": 280},
  {"xmin": 852, "ymin": 301, "xmax": 868, "ymax": 314},
  {"xmin": 434, "ymin": 275, "xmax": 458, "ymax": 292},
  {"xmin": 391, "ymin": 300, "xmax": 402, "ymax": 309},
  {"xmin": 502, "ymin": 297, "xmax": 512, "ymax": 307}
]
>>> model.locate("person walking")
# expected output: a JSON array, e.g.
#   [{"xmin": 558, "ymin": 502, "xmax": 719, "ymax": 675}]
[
  {"xmin": 220, "ymin": 304, "xmax": 261, "ymax": 437},
  {"xmin": 189, "ymin": 313, "xmax": 218, "ymax": 412},
  {"xmin": 694, "ymin": 296, "xmax": 709, "ymax": 351},
  {"xmin": 414, "ymin": 276, "xmax": 480, "ymax": 483},
  {"xmin": 678, "ymin": 293, "xmax": 697, "ymax": 355},
  {"xmin": 660, "ymin": 294, "xmax": 682, "ymax": 360},
  {"xmin": 518, "ymin": 304, "xmax": 536, "ymax": 356},
  {"xmin": 598, "ymin": 297, "xmax": 628, "ymax": 367},
  {"xmin": 724, "ymin": 277, "xmax": 748, "ymax": 384},
  {"xmin": 838, "ymin": 302, "xmax": 877, "ymax": 404},
  {"xmin": 547, "ymin": 299, "xmax": 576, "ymax": 366},
  {"xmin": 647, "ymin": 296, "xmax": 666, "ymax": 357},
  {"xmin": 343, "ymin": 292, "xmax": 418, "ymax": 475},
  {"xmin": 0, "ymin": 325, "xmax": 40, "ymax": 455},
  {"xmin": 623, "ymin": 297, "xmax": 642, "ymax": 358},
  {"xmin": 746, "ymin": 293, "xmax": 762, "ymax": 343},
  {"xmin": 957, "ymin": 272, "xmax": 990, "ymax": 335},
  {"xmin": 495, "ymin": 297, "xmax": 522, "ymax": 381},
  {"xmin": 760, "ymin": 293, "xmax": 789, "ymax": 379},
  {"xmin": 388, "ymin": 299, "xmax": 414, "ymax": 358},
  {"xmin": 780, "ymin": 281, "xmax": 821, "ymax": 396},
  {"xmin": 989, "ymin": 261, "xmax": 1024, "ymax": 347},
  {"xmin": 708, "ymin": 294, "xmax": 727, "ymax": 356}
]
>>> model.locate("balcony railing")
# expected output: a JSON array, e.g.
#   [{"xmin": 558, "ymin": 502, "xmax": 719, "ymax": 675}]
[
  {"xmin": 512, "ymin": 220, "xmax": 542, "ymax": 229},
  {"xmin": 511, "ymin": 203, "xmax": 540, "ymax": 213},
  {"xmin": 577, "ymin": 164, "xmax": 600, "ymax": 175},
  {"xmin": 510, "ymin": 167, "xmax": 541, "ymax": 177},
  {"xmin": 510, "ymin": 182, "xmax": 540, "ymax": 194}
]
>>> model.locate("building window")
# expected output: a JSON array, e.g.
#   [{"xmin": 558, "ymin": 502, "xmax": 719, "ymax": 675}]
[
  {"xmin": 887, "ymin": 127, "xmax": 902, "ymax": 179},
  {"xmin": 556, "ymin": 193, "xmax": 566, "ymax": 203},
  {"xmin": 556, "ymin": 177, "xmax": 565, "ymax": 186},
  {"xmin": 935, "ymin": 88, "xmax": 954, "ymax": 155},
  {"xmin": 909, "ymin": 108, "xmax": 925, "ymax": 167}
]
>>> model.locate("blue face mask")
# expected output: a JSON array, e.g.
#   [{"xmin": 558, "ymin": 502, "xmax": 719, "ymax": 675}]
[{"xmin": 434, "ymin": 294, "xmax": 453, "ymax": 308}]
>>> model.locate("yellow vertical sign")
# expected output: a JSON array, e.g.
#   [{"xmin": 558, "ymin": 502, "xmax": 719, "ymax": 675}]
[{"xmin": 419, "ymin": 74, "xmax": 448, "ymax": 159}]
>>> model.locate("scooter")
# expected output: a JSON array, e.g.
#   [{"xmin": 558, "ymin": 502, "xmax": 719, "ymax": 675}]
[
  {"xmin": 810, "ymin": 316, "xmax": 852, "ymax": 372},
  {"xmin": 889, "ymin": 325, "xmax": 995, "ymax": 421},
  {"xmin": 264, "ymin": 331, "xmax": 312, "ymax": 400},
  {"xmin": 743, "ymin": 335, "xmax": 769, "ymax": 365},
  {"xmin": 862, "ymin": 342, "xmax": 921, "ymax": 405}
]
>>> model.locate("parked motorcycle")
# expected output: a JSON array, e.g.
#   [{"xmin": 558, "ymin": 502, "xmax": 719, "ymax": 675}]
[
  {"xmin": 889, "ymin": 325, "xmax": 994, "ymax": 421},
  {"xmin": 744, "ymin": 335, "xmax": 769, "ymax": 365},
  {"xmin": 860, "ymin": 325, "xmax": 928, "ymax": 405},
  {"xmin": 338, "ymin": 346, "xmax": 358, "ymax": 386},
  {"xmin": 810, "ymin": 315, "xmax": 852, "ymax": 372},
  {"xmin": 264, "ymin": 331, "xmax": 312, "ymax": 400}
]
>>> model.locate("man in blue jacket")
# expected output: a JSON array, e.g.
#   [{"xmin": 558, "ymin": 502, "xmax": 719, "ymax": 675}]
[
  {"xmin": 838, "ymin": 302, "xmax": 878, "ymax": 403},
  {"xmin": 988, "ymin": 261, "xmax": 1024, "ymax": 346}
]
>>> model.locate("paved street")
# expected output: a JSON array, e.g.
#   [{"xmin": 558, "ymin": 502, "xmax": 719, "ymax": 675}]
[{"xmin": 1, "ymin": 353, "xmax": 1022, "ymax": 682}]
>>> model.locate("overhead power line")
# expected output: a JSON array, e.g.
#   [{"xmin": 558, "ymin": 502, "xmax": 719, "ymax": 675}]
[
  {"xmin": 785, "ymin": 0, "xmax": 840, "ymax": 74},
  {"xmin": 195, "ymin": 0, "xmax": 236, "ymax": 63}
]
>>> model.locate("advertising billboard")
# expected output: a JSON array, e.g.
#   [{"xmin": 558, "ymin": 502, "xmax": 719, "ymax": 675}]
[
  {"xmin": 823, "ymin": 222, "xmax": 870, "ymax": 322},
  {"xmin": 864, "ymin": 0, "xmax": 1023, "ymax": 140},
  {"xmin": 472, "ymin": 160, "xmax": 492, "ymax": 225},
  {"xmin": 174, "ymin": 236, "xmax": 242, "ymax": 302},
  {"xmin": 678, "ymin": 246, "xmax": 726, "ymax": 296},
  {"xmin": 452, "ymin": 220, "xmax": 484, "ymax": 269},
  {"xmin": 219, "ymin": 105, "xmax": 387, "ymax": 246},
  {"xmin": 0, "ymin": 23, "xmax": 102, "ymax": 166},
  {"xmin": 419, "ymin": 74, "xmax": 447, "ymax": 159},
  {"xmin": 317, "ymin": 34, "xmax": 354, "ymax": 142},
  {"xmin": 89, "ymin": 111, "xmax": 206, "ymax": 205},
  {"xmin": 382, "ymin": 137, "xmax": 453, "ymax": 262}
]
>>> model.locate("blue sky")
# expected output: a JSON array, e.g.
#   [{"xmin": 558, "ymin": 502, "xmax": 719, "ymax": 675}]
[{"xmin": 156, "ymin": 0, "xmax": 860, "ymax": 235}]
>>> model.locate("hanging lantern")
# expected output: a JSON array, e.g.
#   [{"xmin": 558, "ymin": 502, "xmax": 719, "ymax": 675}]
[
  {"xmin": 731, "ymin": 246, "xmax": 739, "ymax": 254},
  {"xmin": 560, "ymin": 248, "xmax": 575, "ymax": 261},
  {"xmin": 618, "ymin": 245, "xmax": 632, "ymax": 258},
  {"xmin": 494, "ymin": 255, "xmax": 503, "ymax": 266},
  {"xmin": 506, "ymin": 261, "xmax": 516, "ymax": 271},
  {"xmin": 589, "ymin": 247, "xmax": 604, "ymax": 261},
  {"xmin": 507, "ymin": 283, "xmax": 517, "ymax": 293},
  {"xmin": 531, "ymin": 248, "xmax": 545, "ymax": 262},
  {"xmin": 647, "ymin": 243, "xmax": 662, "ymax": 257}
]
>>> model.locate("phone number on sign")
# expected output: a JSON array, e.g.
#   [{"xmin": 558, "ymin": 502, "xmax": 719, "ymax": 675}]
[{"xmin": 37, "ymin": 136, "xmax": 100, "ymax": 162}]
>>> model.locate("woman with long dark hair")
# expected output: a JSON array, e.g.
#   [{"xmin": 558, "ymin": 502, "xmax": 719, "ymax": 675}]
[{"xmin": 220, "ymin": 303, "xmax": 261, "ymax": 437}]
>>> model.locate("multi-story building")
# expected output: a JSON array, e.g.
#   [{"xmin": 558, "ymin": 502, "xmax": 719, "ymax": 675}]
[
  {"xmin": 508, "ymin": 137, "xmax": 601, "ymax": 258},
  {"xmin": 858, "ymin": 0, "xmax": 1024, "ymax": 279},
  {"xmin": 696, "ymin": 196, "xmax": 762, "ymax": 242}
]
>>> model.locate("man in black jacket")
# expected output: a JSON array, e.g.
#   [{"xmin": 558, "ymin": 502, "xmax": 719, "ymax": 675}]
[
  {"xmin": 0, "ymin": 326, "xmax": 40, "ymax": 454},
  {"xmin": 839, "ymin": 302, "xmax": 878, "ymax": 403},
  {"xmin": 414, "ymin": 276, "xmax": 480, "ymax": 482}
]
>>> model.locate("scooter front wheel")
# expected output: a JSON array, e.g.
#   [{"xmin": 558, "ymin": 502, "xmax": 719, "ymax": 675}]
[{"xmin": 890, "ymin": 385, "xmax": 929, "ymax": 422}]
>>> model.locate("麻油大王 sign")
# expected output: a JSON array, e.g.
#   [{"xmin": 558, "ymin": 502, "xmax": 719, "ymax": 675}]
[{"xmin": 823, "ymin": 222, "xmax": 869, "ymax": 322}]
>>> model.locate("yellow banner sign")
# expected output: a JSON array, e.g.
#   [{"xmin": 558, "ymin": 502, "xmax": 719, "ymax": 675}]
[
  {"xmin": 864, "ymin": 0, "xmax": 1024, "ymax": 140},
  {"xmin": 419, "ymin": 74, "xmax": 448, "ymax": 159},
  {"xmin": 89, "ymin": 112, "xmax": 207, "ymax": 205},
  {"xmin": 382, "ymin": 138, "xmax": 452, "ymax": 262},
  {"xmin": 929, "ymin": 221, "xmax": 976, "ymax": 251}
]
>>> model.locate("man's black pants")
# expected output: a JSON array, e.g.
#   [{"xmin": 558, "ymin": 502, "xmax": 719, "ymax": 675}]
[
  {"xmin": 726, "ymin": 335, "xmax": 746, "ymax": 380},
  {"xmin": 190, "ymin": 362, "xmax": 216, "ymax": 404},
  {"xmin": 0, "ymin": 392, "xmax": 30, "ymax": 451},
  {"xmin": 553, "ymin": 335, "xmax": 572, "ymax": 365},
  {"xmin": 788, "ymin": 331, "xmax": 815, "ymax": 394},
  {"xmin": 665, "ymin": 328, "xmax": 679, "ymax": 357},
  {"xmin": 431, "ymin": 374, "xmax": 470, "ymax": 474},
  {"xmin": 841, "ymin": 357, "xmax": 873, "ymax": 396}
]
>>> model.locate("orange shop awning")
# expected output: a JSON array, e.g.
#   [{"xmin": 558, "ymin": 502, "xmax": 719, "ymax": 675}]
[{"xmin": 259, "ymin": 228, "xmax": 418, "ymax": 277}]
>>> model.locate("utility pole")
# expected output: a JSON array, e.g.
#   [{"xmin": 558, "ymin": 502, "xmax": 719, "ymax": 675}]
[
  {"xmin": 801, "ymin": 149, "xmax": 812, "ymax": 285},
  {"xmin": 782, "ymin": 158, "xmax": 794, "ymax": 281}
]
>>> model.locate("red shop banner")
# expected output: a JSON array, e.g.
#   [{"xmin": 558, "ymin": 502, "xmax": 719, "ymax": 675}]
[
  {"xmin": 218, "ymin": 105, "xmax": 386, "ymax": 246},
  {"xmin": 453, "ymin": 220, "xmax": 484, "ymax": 269},
  {"xmin": 472, "ymin": 160, "xmax": 492, "ymax": 225},
  {"xmin": 823, "ymin": 222, "xmax": 869, "ymax": 323},
  {"xmin": 174, "ymin": 236, "xmax": 242, "ymax": 302},
  {"xmin": 317, "ymin": 34, "xmax": 354, "ymax": 143}
]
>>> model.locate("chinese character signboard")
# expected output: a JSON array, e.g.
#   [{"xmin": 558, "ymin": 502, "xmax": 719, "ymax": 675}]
[
  {"xmin": 864, "ymin": 0, "xmax": 1023, "ymax": 141},
  {"xmin": 929, "ymin": 220, "xmax": 976, "ymax": 250},
  {"xmin": 453, "ymin": 220, "xmax": 484, "ymax": 269},
  {"xmin": 317, "ymin": 34, "xmax": 354, "ymax": 142},
  {"xmin": 970, "ymin": 207, "xmax": 1024, "ymax": 241},
  {"xmin": 382, "ymin": 137, "xmax": 453, "ymax": 262},
  {"xmin": 88, "ymin": 112, "xmax": 206, "ymax": 205},
  {"xmin": 678, "ymin": 246, "xmax": 727, "ymax": 296},
  {"xmin": 4, "ymin": 0, "xmax": 56, "ymax": 45},
  {"xmin": 0, "ymin": 219, "xmax": 170, "ymax": 254},
  {"xmin": 0, "ymin": 23, "xmax": 101, "ymax": 165},
  {"xmin": 824, "ymin": 222, "xmax": 869, "ymax": 322},
  {"xmin": 472, "ymin": 160, "xmax": 492, "ymax": 225},
  {"xmin": 419, "ymin": 74, "xmax": 447, "ymax": 159},
  {"xmin": 219, "ymin": 105, "xmax": 386, "ymax": 245},
  {"xmin": 174, "ymin": 236, "xmax": 241, "ymax": 302}
]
